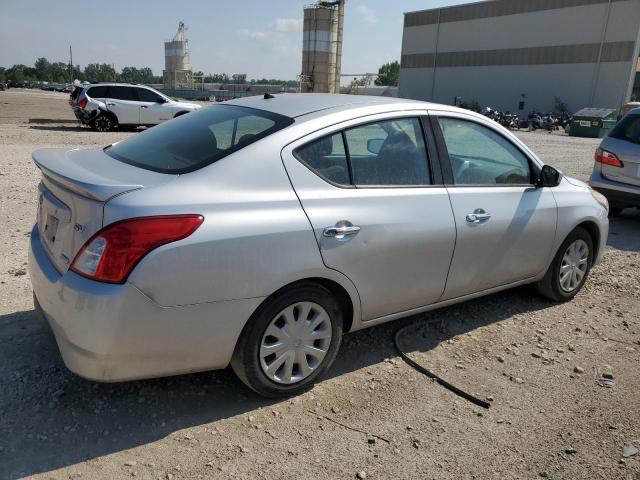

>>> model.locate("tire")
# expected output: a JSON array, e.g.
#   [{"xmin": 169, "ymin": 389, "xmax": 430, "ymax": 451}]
[
  {"xmin": 535, "ymin": 227, "xmax": 594, "ymax": 302},
  {"xmin": 231, "ymin": 282, "xmax": 343, "ymax": 398},
  {"xmin": 91, "ymin": 113, "xmax": 116, "ymax": 132}
]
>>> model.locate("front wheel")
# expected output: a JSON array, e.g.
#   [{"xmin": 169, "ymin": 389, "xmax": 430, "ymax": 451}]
[
  {"xmin": 535, "ymin": 227, "xmax": 593, "ymax": 301},
  {"xmin": 231, "ymin": 283, "xmax": 343, "ymax": 398}
]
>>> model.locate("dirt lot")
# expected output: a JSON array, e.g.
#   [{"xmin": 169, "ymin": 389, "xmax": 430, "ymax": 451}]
[{"xmin": 0, "ymin": 89, "xmax": 639, "ymax": 480}]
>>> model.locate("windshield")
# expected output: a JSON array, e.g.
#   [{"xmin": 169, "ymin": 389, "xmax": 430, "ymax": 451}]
[{"xmin": 105, "ymin": 105, "xmax": 294, "ymax": 173}]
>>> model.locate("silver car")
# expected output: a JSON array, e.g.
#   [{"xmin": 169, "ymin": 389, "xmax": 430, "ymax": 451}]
[
  {"xmin": 29, "ymin": 94, "xmax": 609, "ymax": 397},
  {"xmin": 589, "ymin": 107, "xmax": 640, "ymax": 215}
]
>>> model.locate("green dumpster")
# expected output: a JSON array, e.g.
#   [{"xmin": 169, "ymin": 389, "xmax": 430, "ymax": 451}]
[{"xmin": 569, "ymin": 108, "xmax": 618, "ymax": 138}]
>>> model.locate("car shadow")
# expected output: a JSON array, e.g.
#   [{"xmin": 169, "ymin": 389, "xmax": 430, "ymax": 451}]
[
  {"xmin": 29, "ymin": 125, "xmax": 85, "ymax": 132},
  {"xmin": 0, "ymin": 286, "xmax": 555, "ymax": 478},
  {"xmin": 607, "ymin": 208, "xmax": 640, "ymax": 252}
]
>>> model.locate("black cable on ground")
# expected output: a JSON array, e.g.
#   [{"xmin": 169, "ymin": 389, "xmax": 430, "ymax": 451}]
[{"xmin": 394, "ymin": 323, "xmax": 491, "ymax": 409}]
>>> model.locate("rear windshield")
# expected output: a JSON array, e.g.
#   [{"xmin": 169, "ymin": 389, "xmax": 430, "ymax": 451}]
[
  {"xmin": 70, "ymin": 86, "xmax": 83, "ymax": 99},
  {"xmin": 105, "ymin": 105, "xmax": 294, "ymax": 173},
  {"xmin": 609, "ymin": 113, "xmax": 640, "ymax": 144}
]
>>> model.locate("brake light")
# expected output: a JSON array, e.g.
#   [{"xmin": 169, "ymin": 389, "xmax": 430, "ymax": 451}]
[
  {"xmin": 595, "ymin": 148, "xmax": 623, "ymax": 167},
  {"xmin": 71, "ymin": 215, "xmax": 204, "ymax": 284},
  {"xmin": 78, "ymin": 97, "xmax": 88, "ymax": 109}
]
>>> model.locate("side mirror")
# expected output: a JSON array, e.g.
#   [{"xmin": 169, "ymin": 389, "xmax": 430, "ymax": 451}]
[
  {"xmin": 367, "ymin": 138, "xmax": 384, "ymax": 155},
  {"xmin": 156, "ymin": 97, "xmax": 166, "ymax": 104},
  {"xmin": 537, "ymin": 165, "xmax": 561, "ymax": 188}
]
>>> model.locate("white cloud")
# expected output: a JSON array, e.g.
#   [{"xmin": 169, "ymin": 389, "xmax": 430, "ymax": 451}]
[
  {"xmin": 274, "ymin": 18, "xmax": 303, "ymax": 33},
  {"xmin": 355, "ymin": 4, "xmax": 378, "ymax": 25},
  {"xmin": 237, "ymin": 29, "xmax": 276, "ymax": 40}
]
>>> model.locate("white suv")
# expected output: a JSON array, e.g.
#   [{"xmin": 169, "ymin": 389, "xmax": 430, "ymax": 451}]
[{"xmin": 70, "ymin": 83, "xmax": 201, "ymax": 131}]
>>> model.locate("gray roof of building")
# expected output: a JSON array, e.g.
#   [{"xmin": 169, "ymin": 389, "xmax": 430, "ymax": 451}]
[{"xmin": 224, "ymin": 93, "xmax": 423, "ymax": 118}]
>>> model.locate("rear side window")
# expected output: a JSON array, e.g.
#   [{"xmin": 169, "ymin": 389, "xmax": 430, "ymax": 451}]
[
  {"xmin": 87, "ymin": 86, "xmax": 108, "ymax": 98},
  {"xmin": 105, "ymin": 105, "xmax": 293, "ymax": 174},
  {"xmin": 295, "ymin": 133, "xmax": 349, "ymax": 185},
  {"xmin": 294, "ymin": 117, "xmax": 430, "ymax": 187},
  {"xmin": 345, "ymin": 118, "xmax": 430, "ymax": 186},
  {"xmin": 609, "ymin": 114, "xmax": 640, "ymax": 144},
  {"xmin": 108, "ymin": 86, "xmax": 138, "ymax": 101}
]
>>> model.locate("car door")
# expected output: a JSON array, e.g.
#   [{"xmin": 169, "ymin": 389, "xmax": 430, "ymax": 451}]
[
  {"xmin": 431, "ymin": 111, "xmax": 557, "ymax": 300},
  {"xmin": 281, "ymin": 112, "xmax": 456, "ymax": 321},
  {"xmin": 137, "ymin": 87, "xmax": 172, "ymax": 125},
  {"xmin": 106, "ymin": 86, "xmax": 140, "ymax": 125}
]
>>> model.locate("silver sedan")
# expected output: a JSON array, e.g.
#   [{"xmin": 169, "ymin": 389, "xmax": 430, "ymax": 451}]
[{"xmin": 29, "ymin": 94, "xmax": 609, "ymax": 397}]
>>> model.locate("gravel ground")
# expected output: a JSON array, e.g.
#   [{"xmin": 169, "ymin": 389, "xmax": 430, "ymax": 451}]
[{"xmin": 0, "ymin": 90, "xmax": 639, "ymax": 480}]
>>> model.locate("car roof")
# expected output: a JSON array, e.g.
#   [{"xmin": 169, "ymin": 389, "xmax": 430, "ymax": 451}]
[
  {"xmin": 85, "ymin": 83, "xmax": 147, "ymax": 88},
  {"xmin": 225, "ymin": 93, "xmax": 432, "ymax": 118}
]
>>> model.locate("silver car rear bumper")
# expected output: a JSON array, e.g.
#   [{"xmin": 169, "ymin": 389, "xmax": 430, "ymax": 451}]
[
  {"xmin": 29, "ymin": 225, "xmax": 263, "ymax": 382},
  {"xmin": 589, "ymin": 170, "xmax": 640, "ymax": 208}
]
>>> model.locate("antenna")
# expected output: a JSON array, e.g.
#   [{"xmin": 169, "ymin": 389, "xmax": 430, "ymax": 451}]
[{"xmin": 264, "ymin": 93, "xmax": 275, "ymax": 99}]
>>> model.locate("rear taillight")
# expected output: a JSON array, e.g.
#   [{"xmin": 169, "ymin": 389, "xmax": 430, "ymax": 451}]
[
  {"xmin": 78, "ymin": 97, "xmax": 88, "ymax": 109},
  {"xmin": 595, "ymin": 147, "xmax": 623, "ymax": 167},
  {"xmin": 71, "ymin": 215, "xmax": 204, "ymax": 284}
]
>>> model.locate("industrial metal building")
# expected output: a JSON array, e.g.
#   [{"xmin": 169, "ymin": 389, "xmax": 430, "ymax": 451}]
[
  {"xmin": 301, "ymin": 1, "xmax": 345, "ymax": 93},
  {"xmin": 399, "ymin": 0, "xmax": 640, "ymax": 113}
]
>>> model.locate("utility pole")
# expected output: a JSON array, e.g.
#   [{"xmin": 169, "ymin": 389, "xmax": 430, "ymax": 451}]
[{"xmin": 69, "ymin": 45, "xmax": 73, "ymax": 84}]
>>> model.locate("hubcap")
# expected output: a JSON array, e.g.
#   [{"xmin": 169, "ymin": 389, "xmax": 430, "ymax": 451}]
[
  {"xmin": 559, "ymin": 239, "xmax": 589, "ymax": 292},
  {"xmin": 96, "ymin": 116, "xmax": 111, "ymax": 131},
  {"xmin": 259, "ymin": 301, "xmax": 332, "ymax": 385}
]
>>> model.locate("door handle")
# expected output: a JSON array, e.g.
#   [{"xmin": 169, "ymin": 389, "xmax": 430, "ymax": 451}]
[
  {"xmin": 140, "ymin": 105, "xmax": 148, "ymax": 108},
  {"xmin": 323, "ymin": 222, "xmax": 361, "ymax": 238},
  {"xmin": 106, "ymin": 103, "xmax": 115, "ymax": 106},
  {"xmin": 466, "ymin": 209, "xmax": 492, "ymax": 223}
]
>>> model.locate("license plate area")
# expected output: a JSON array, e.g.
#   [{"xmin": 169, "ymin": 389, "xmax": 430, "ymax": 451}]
[{"xmin": 43, "ymin": 214, "xmax": 60, "ymax": 246}]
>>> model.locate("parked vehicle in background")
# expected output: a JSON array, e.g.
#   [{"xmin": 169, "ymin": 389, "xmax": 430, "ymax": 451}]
[
  {"xmin": 69, "ymin": 83, "xmax": 201, "ymax": 131},
  {"xmin": 29, "ymin": 95, "xmax": 608, "ymax": 398},
  {"xmin": 619, "ymin": 102, "xmax": 640, "ymax": 120},
  {"xmin": 589, "ymin": 108, "xmax": 640, "ymax": 215}
]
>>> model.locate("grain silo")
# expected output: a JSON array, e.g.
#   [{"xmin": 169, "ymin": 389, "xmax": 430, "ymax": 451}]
[
  {"xmin": 301, "ymin": 1, "xmax": 345, "ymax": 93},
  {"xmin": 163, "ymin": 22, "xmax": 193, "ymax": 89}
]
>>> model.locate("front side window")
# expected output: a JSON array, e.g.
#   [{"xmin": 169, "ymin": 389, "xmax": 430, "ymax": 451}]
[
  {"xmin": 438, "ymin": 117, "xmax": 531, "ymax": 186},
  {"xmin": 294, "ymin": 117, "xmax": 430, "ymax": 187},
  {"xmin": 106, "ymin": 105, "xmax": 293, "ymax": 173},
  {"xmin": 137, "ymin": 88, "xmax": 165, "ymax": 103}
]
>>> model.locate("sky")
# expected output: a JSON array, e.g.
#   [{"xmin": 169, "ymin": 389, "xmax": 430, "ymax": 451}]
[{"xmin": 0, "ymin": 0, "xmax": 475, "ymax": 80}]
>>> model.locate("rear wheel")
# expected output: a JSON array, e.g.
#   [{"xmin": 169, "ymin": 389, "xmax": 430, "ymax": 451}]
[
  {"xmin": 231, "ymin": 283, "xmax": 343, "ymax": 398},
  {"xmin": 91, "ymin": 113, "xmax": 116, "ymax": 132},
  {"xmin": 535, "ymin": 227, "xmax": 593, "ymax": 301}
]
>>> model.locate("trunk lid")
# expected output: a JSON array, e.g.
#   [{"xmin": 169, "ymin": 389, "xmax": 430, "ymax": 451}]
[
  {"xmin": 33, "ymin": 148, "xmax": 177, "ymax": 273},
  {"xmin": 601, "ymin": 137, "xmax": 640, "ymax": 187},
  {"xmin": 601, "ymin": 114, "xmax": 640, "ymax": 187}
]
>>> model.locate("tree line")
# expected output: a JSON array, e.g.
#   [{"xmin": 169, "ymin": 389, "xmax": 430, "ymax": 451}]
[
  {"xmin": 0, "ymin": 58, "xmax": 296, "ymax": 87},
  {"xmin": 0, "ymin": 57, "xmax": 163, "ymax": 85},
  {"xmin": 1, "ymin": 56, "xmax": 400, "ymax": 87}
]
